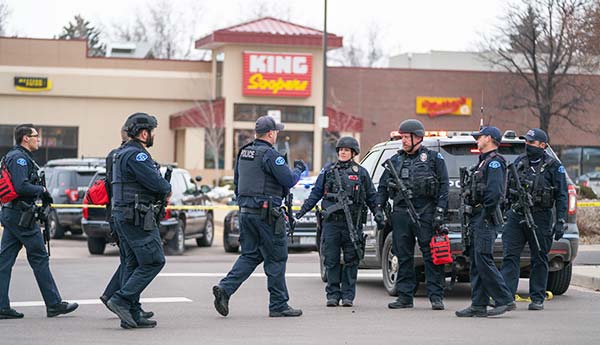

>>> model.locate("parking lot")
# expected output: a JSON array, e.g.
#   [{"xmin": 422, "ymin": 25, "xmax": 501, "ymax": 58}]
[{"xmin": 2, "ymin": 211, "xmax": 599, "ymax": 345}]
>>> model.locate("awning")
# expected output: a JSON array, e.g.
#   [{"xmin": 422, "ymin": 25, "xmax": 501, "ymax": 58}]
[{"xmin": 169, "ymin": 98, "xmax": 225, "ymax": 129}]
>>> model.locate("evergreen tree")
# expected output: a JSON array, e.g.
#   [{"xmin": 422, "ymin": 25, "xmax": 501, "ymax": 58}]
[{"xmin": 59, "ymin": 15, "xmax": 106, "ymax": 57}]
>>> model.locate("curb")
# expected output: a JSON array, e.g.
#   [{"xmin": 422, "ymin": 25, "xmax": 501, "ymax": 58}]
[{"xmin": 571, "ymin": 266, "xmax": 600, "ymax": 291}]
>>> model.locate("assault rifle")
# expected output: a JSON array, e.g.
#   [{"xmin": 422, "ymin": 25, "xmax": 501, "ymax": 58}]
[
  {"xmin": 322, "ymin": 166, "xmax": 365, "ymax": 259},
  {"xmin": 155, "ymin": 166, "xmax": 173, "ymax": 222},
  {"xmin": 508, "ymin": 163, "xmax": 540, "ymax": 250},
  {"xmin": 38, "ymin": 171, "xmax": 52, "ymax": 256},
  {"xmin": 285, "ymin": 192, "xmax": 296, "ymax": 238},
  {"xmin": 382, "ymin": 159, "xmax": 421, "ymax": 227},
  {"xmin": 458, "ymin": 167, "xmax": 474, "ymax": 256}
]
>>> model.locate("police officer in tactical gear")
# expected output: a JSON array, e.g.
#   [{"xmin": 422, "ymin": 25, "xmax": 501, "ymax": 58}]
[
  {"xmin": 107, "ymin": 113, "xmax": 171, "ymax": 329},
  {"xmin": 501, "ymin": 128, "xmax": 568, "ymax": 311},
  {"xmin": 99, "ymin": 122, "xmax": 153, "ymax": 320},
  {"xmin": 456, "ymin": 126, "xmax": 516, "ymax": 318},
  {"xmin": 0, "ymin": 124, "xmax": 79, "ymax": 319},
  {"xmin": 375, "ymin": 119, "xmax": 449, "ymax": 310},
  {"xmin": 213, "ymin": 115, "xmax": 306, "ymax": 318},
  {"xmin": 296, "ymin": 136, "xmax": 378, "ymax": 307}
]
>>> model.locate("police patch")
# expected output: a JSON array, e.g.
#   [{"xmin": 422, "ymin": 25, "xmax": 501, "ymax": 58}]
[
  {"xmin": 16, "ymin": 158, "xmax": 27, "ymax": 166},
  {"xmin": 275, "ymin": 156, "xmax": 285, "ymax": 166},
  {"xmin": 135, "ymin": 152, "xmax": 148, "ymax": 162},
  {"xmin": 420, "ymin": 153, "xmax": 428, "ymax": 162},
  {"xmin": 352, "ymin": 166, "xmax": 359, "ymax": 173},
  {"xmin": 437, "ymin": 152, "xmax": 444, "ymax": 160},
  {"xmin": 558, "ymin": 166, "xmax": 566, "ymax": 174},
  {"xmin": 489, "ymin": 161, "xmax": 501, "ymax": 169}
]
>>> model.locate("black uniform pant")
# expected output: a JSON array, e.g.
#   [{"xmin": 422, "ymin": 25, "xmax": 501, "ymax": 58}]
[
  {"xmin": 111, "ymin": 210, "xmax": 165, "ymax": 317},
  {"xmin": 391, "ymin": 208, "xmax": 444, "ymax": 302},
  {"xmin": 218, "ymin": 212, "xmax": 290, "ymax": 312},
  {"xmin": 469, "ymin": 211, "xmax": 513, "ymax": 307},
  {"xmin": 501, "ymin": 209, "xmax": 553, "ymax": 304},
  {"xmin": 322, "ymin": 219, "xmax": 362, "ymax": 302},
  {"xmin": 0, "ymin": 207, "xmax": 62, "ymax": 309}
]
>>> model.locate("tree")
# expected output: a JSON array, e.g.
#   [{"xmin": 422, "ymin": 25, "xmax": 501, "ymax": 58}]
[
  {"xmin": 59, "ymin": 15, "xmax": 106, "ymax": 57},
  {"xmin": 330, "ymin": 22, "xmax": 385, "ymax": 67},
  {"xmin": 484, "ymin": 0, "xmax": 598, "ymax": 134},
  {"xmin": 0, "ymin": 0, "xmax": 11, "ymax": 36}
]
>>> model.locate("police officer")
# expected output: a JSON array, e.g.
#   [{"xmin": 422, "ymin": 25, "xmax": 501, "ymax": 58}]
[
  {"xmin": 296, "ymin": 137, "xmax": 378, "ymax": 307},
  {"xmin": 0, "ymin": 124, "xmax": 78, "ymax": 319},
  {"xmin": 501, "ymin": 128, "xmax": 568, "ymax": 311},
  {"xmin": 375, "ymin": 119, "xmax": 449, "ymax": 310},
  {"xmin": 107, "ymin": 113, "xmax": 171, "ymax": 329},
  {"xmin": 99, "ymin": 123, "xmax": 153, "ymax": 320},
  {"xmin": 456, "ymin": 126, "xmax": 515, "ymax": 317},
  {"xmin": 213, "ymin": 115, "xmax": 306, "ymax": 318}
]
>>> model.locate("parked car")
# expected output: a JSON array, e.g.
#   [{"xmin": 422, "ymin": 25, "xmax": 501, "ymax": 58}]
[
  {"xmin": 222, "ymin": 176, "xmax": 320, "ymax": 253},
  {"xmin": 42, "ymin": 158, "xmax": 105, "ymax": 239},
  {"xmin": 576, "ymin": 171, "xmax": 600, "ymax": 196},
  {"xmin": 317, "ymin": 130, "xmax": 579, "ymax": 296},
  {"xmin": 82, "ymin": 166, "xmax": 214, "ymax": 255}
]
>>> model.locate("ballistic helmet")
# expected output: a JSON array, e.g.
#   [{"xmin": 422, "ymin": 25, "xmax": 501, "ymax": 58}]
[
  {"xmin": 336, "ymin": 136, "xmax": 360, "ymax": 155},
  {"xmin": 398, "ymin": 119, "xmax": 425, "ymax": 137}
]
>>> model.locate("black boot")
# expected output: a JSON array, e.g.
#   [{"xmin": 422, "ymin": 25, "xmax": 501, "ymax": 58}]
[
  {"xmin": 107, "ymin": 298, "xmax": 136, "ymax": 328},
  {"xmin": 488, "ymin": 302, "xmax": 516, "ymax": 316},
  {"xmin": 47, "ymin": 301, "xmax": 79, "ymax": 317},
  {"xmin": 269, "ymin": 306, "xmax": 303, "ymax": 317},
  {"xmin": 455, "ymin": 305, "xmax": 487, "ymax": 317},
  {"xmin": 140, "ymin": 308, "xmax": 154, "ymax": 319},
  {"xmin": 431, "ymin": 298, "xmax": 445, "ymax": 310},
  {"xmin": 0, "ymin": 308, "xmax": 24, "ymax": 319},
  {"xmin": 388, "ymin": 299, "xmax": 413, "ymax": 309},
  {"xmin": 326, "ymin": 299, "xmax": 339, "ymax": 307},
  {"xmin": 212, "ymin": 285, "xmax": 229, "ymax": 317}
]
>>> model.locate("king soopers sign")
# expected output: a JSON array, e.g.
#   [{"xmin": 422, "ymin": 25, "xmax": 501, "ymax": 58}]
[{"xmin": 243, "ymin": 52, "xmax": 312, "ymax": 98}]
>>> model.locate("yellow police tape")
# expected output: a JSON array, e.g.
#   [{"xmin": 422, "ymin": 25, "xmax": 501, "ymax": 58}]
[
  {"xmin": 49, "ymin": 204, "xmax": 304, "ymax": 211},
  {"xmin": 515, "ymin": 291, "xmax": 554, "ymax": 302},
  {"xmin": 576, "ymin": 202, "xmax": 600, "ymax": 207}
]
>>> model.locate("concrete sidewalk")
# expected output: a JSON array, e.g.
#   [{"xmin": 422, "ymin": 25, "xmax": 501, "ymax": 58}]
[{"xmin": 572, "ymin": 244, "xmax": 600, "ymax": 291}]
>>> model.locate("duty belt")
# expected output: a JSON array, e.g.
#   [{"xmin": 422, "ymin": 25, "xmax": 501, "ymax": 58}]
[
  {"xmin": 240, "ymin": 207, "xmax": 262, "ymax": 214},
  {"xmin": 2, "ymin": 201, "xmax": 33, "ymax": 211}
]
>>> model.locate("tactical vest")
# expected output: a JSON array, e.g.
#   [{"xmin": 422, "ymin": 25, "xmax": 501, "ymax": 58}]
[
  {"xmin": 5, "ymin": 146, "xmax": 41, "ymax": 204},
  {"xmin": 111, "ymin": 144, "xmax": 159, "ymax": 206},
  {"xmin": 322, "ymin": 161, "xmax": 365, "ymax": 214},
  {"xmin": 468, "ymin": 151, "xmax": 506, "ymax": 205},
  {"xmin": 237, "ymin": 141, "xmax": 285, "ymax": 199},
  {"xmin": 512, "ymin": 153, "xmax": 556, "ymax": 209},
  {"xmin": 392, "ymin": 148, "xmax": 439, "ymax": 200}
]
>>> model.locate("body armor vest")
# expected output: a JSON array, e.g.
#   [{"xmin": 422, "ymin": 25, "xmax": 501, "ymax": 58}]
[
  {"xmin": 391, "ymin": 147, "xmax": 439, "ymax": 200},
  {"xmin": 512, "ymin": 153, "xmax": 556, "ymax": 209},
  {"xmin": 322, "ymin": 161, "xmax": 365, "ymax": 215},
  {"xmin": 112, "ymin": 143, "xmax": 159, "ymax": 206},
  {"xmin": 237, "ymin": 141, "xmax": 285, "ymax": 199},
  {"xmin": 468, "ymin": 151, "xmax": 506, "ymax": 205}
]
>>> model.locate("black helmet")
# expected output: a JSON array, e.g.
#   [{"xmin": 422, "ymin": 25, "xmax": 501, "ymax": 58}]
[
  {"xmin": 398, "ymin": 119, "xmax": 425, "ymax": 137},
  {"xmin": 336, "ymin": 136, "xmax": 360, "ymax": 155},
  {"xmin": 125, "ymin": 112, "xmax": 158, "ymax": 138}
]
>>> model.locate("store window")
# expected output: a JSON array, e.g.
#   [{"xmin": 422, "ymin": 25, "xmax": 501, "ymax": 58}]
[
  {"xmin": 0, "ymin": 125, "xmax": 78, "ymax": 166},
  {"xmin": 234, "ymin": 104, "xmax": 314, "ymax": 123},
  {"xmin": 560, "ymin": 147, "xmax": 600, "ymax": 179},
  {"xmin": 233, "ymin": 129, "xmax": 314, "ymax": 171}
]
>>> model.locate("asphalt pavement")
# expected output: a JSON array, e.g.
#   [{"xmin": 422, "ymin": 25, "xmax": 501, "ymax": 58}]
[{"xmin": 1, "ymin": 221, "xmax": 600, "ymax": 345}]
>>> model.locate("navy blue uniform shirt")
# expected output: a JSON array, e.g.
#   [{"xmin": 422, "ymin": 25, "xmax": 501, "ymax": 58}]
[
  {"xmin": 4, "ymin": 145, "xmax": 44, "ymax": 203},
  {"xmin": 234, "ymin": 139, "xmax": 302, "ymax": 208},
  {"xmin": 479, "ymin": 149, "xmax": 506, "ymax": 215}
]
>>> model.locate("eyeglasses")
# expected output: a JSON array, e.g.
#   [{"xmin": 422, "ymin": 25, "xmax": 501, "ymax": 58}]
[{"xmin": 27, "ymin": 134, "xmax": 40, "ymax": 138}]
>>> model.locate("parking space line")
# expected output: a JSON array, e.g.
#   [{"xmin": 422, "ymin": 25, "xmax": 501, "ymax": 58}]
[
  {"xmin": 11, "ymin": 297, "xmax": 193, "ymax": 307},
  {"xmin": 158, "ymin": 272, "xmax": 383, "ymax": 278}
]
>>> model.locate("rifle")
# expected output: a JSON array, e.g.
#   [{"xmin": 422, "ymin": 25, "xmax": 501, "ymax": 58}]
[
  {"xmin": 382, "ymin": 158, "xmax": 421, "ymax": 227},
  {"xmin": 285, "ymin": 192, "xmax": 296, "ymax": 238},
  {"xmin": 325, "ymin": 166, "xmax": 365, "ymax": 259},
  {"xmin": 38, "ymin": 171, "xmax": 52, "ymax": 256},
  {"xmin": 155, "ymin": 166, "xmax": 174, "ymax": 223},
  {"xmin": 508, "ymin": 163, "xmax": 540, "ymax": 250},
  {"xmin": 459, "ymin": 167, "xmax": 474, "ymax": 256}
]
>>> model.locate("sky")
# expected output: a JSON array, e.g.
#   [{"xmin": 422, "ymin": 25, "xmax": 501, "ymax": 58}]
[{"xmin": 2, "ymin": 0, "xmax": 509, "ymax": 57}]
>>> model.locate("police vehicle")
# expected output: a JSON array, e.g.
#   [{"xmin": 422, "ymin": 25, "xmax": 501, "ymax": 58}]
[
  {"xmin": 82, "ymin": 166, "xmax": 214, "ymax": 255},
  {"xmin": 349, "ymin": 130, "xmax": 579, "ymax": 296},
  {"xmin": 222, "ymin": 176, "xmax": 320, "ymax": 253}
]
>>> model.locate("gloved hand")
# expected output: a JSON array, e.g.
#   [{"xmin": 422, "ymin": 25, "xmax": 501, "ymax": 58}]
[
  {"xmin": 433, "ymin": 207, "xmax": 445, "ymax": 230},
  {"xmin": 437, "ymin": 224, "xmax": 449, "ymax": 236},
  {"xmin": 553, "ymin": 220, "xmax": 567, "ymax": 241},
  {"xmin": 41, "ymin": 190, "xmax": 54, "ymax": 205},
  {"xmin": 294, "ymin": 160, "xmax": 307, "ymax": 172},
  {"xmin": 374, "ymin": 207, "xmax": 385, "ymax": 229}
]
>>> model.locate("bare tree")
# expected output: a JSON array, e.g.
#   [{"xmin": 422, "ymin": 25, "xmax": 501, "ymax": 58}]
[
  {"xmin": 484, "ymin": 0, "xmax": 599, "ymax": 134},
  {"xmin": 0, "ymin": 0, "xmax": 12, "ymax": 36},
  {"xmin": 237, "ymin": 0, "xmax": 292, "ymax": 21},
  {"xmin": 330, "ymin": 22, "xmax": 385, "ymax": 67}
]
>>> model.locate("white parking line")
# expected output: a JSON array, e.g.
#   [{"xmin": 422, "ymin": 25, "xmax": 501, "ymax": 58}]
[
  {"xmin": 11, "ymin": 297, "xmax": 193, "ymax": 307},
  {"xmin": 158, "ymin": 272, "xmax": 383, "ymax": 278}
]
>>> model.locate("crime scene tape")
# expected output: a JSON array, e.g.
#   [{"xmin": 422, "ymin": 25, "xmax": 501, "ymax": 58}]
[
  {"xmin": 48, "ymin": 204, "xmax": 305, "ymax": 211},
  {"xmin": 576, "ymin": 201, "xmax": 600, "ymax": 207}
]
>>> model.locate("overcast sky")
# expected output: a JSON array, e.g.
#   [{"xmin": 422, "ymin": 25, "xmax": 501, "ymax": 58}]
[{"xmin": 3, "ymin": 0, "xmax": 509, "ymax": 56}]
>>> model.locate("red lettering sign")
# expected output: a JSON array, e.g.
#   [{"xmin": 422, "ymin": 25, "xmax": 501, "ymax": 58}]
[{"xmin": 243, "ymin": 52, "xmax": 312, "ymax": 97}]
